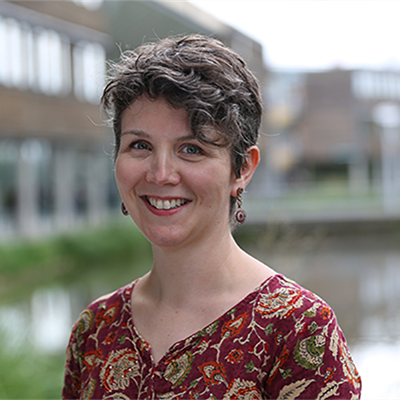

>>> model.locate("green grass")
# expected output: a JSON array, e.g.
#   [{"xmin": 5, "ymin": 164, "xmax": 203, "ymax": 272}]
[{"xmin": 0, "ymin": 221, "xmax": 153, "ymax": 304}]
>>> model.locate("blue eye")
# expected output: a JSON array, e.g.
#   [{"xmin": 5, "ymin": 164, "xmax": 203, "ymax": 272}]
[
  {"xmin": 131, "ymin": 141, "xmax": 151, "ymax": 150},
  {"xmin": 183, "ymin": 144, "xmax": 202, "ymax": 155}
]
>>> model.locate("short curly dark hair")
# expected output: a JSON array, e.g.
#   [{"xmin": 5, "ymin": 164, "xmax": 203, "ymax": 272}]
[{"xmin": 101, "ymin": 34, "xmax": 263, "ymax": 179}]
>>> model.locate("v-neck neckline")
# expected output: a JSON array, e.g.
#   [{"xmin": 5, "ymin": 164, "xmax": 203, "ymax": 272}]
[{"xmin": 125, "ymin": 273, "xmax": 281, "ymax": 366}]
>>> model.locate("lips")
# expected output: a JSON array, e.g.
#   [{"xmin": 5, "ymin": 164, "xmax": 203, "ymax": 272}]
[{"xmin": 146, "ymin": 196, "xmax": 189, "ymax": 210}]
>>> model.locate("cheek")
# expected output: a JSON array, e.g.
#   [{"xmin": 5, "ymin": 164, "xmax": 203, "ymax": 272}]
[
  {"xmin": 195, "ymin": 165, "xmax": 234, "ymax": 197},
  {"xmin": 115, "ymin": 159, "xmax": 138, "ymax": 191}
]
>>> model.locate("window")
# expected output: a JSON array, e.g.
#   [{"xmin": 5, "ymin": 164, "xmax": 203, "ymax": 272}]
[
  {"xmin": 352, "ymin": 71, "xmax": 375, "ymax": 99},
  {"xmin": 0, "ymin": 16, "xmax": 7, "ymax": 85},
  {"xmin": 0, "ymin": 13, "xmax": 104, "ymax": 102},
  {"xmin": 0, "ymin": 17, "xmax": 72, "ymax": 96},
  {"xmin": 353, "ymin": 70, "xmax": 400, "ymax": 100},
  {"xmin": 36, "ymin": 28, "xmax": 69, "ymax": 95},
  {"xmin": 0, "ymin": 17, "xmax": 25, "ymax": 88},
  {"xmin": 24, "ymin": 23, "xmax": 38, "ymax": 92},
  {"xmin": 0, "ymin": 140, "xmax": 19, "ymax": 218},
  {"xmin": 73, "ymin": 41, "xmax": 105, "ymax": 103}
]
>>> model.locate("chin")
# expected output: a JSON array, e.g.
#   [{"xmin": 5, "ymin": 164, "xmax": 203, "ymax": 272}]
[{"xmin": 141, "ymin": 226, "xmax": 190, "ymax": 249}]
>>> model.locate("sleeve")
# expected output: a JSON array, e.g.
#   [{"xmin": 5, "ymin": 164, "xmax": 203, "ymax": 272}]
[
  {"xmin": 62, "ymin": 308, "xmax": 95, "ymax": 399},
  {"xmin": 62, "ymin": 331, "xmax": 81, "ymax": 398},
  {"xmin": 265, "ymin": 298, "xmax": 362, "ymax": 399}
]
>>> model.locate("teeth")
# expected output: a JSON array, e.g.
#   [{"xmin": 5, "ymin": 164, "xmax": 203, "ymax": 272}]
[{"xmin": 147, "ymin": 197, "xmax": 187, "ymax": 210}]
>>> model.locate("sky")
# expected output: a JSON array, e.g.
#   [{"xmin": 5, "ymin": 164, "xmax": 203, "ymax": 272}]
[{"xmin": 189, "ymin": 1, "xmax": 400, "ymax": 71}]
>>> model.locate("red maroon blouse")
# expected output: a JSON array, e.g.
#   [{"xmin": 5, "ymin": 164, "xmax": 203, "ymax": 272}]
[{"xmin": 63, "ymin": 274, "xmax": 361, "ymax": 399}]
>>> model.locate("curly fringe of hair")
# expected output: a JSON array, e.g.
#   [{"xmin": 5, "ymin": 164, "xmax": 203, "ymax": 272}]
[{"xmin": 101, "ymin": 34, "xmax": 263, "ymax": 179}]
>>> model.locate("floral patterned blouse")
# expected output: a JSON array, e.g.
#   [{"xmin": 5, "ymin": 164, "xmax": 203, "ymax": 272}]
[{"xmin": 63, "ymin": 274, "xmax": 361, "ymax": 399}]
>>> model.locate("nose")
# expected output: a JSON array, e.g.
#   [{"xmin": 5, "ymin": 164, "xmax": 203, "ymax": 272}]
[{"xmin": 146, "ymin": 151, "xmax": 181, "ymax": 186}]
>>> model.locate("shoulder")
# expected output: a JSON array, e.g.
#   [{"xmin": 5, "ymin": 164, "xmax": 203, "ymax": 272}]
[
  {"xmin": 253, "ymin": 274, "xmax": 361, "ymax": 398},
  {"xmin": 254, "ymin": 274, "xmax": 333, "ymax": 323},
  {"xmin": 253, "ymin": 274, "xmax": 344, "ymax": 354},
  {"xmin": 69, "ymin": 281, "xmax": 135, "ymax": 347},
  {"xmin": 63, "ymin": 282, "xmax": 136, "ymax": 398}
]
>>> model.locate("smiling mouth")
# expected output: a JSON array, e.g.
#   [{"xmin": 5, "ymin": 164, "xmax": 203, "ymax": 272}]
[{"xmin": 146, "ymin": 197, "xmax": 189, "ymax": 210}]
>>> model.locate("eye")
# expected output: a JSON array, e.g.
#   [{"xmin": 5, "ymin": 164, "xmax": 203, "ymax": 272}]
[
  {"xmin": 131, "ymin": 141, "xmax": 151, "ymax": 151},
  {"xmin": 182, "ymin": 144, "xmax": 202, "ymax": 155}
]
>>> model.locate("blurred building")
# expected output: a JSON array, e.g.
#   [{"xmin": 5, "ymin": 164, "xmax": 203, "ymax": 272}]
[
  {"xmin": 266, "ymin": 68, "xmax": 400, "ymax": 199},
  {"xmin": 0, "ymin": 0, "xmax": 268, "ymax": 240},
  {"xmin": 0, "ymin": 0, "xmax": 111, "ymax": 239},
  {"xmin": 103, "ymin": 1, "xmax": 266, "ymax": 81}
]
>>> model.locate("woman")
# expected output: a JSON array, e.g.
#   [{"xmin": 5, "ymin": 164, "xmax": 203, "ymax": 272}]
[{"xmin": 63, "ymin": 35, "xmax": 361, "ymax": 399}]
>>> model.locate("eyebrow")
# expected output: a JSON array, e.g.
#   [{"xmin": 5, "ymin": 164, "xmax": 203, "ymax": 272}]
[
  {"xmin": 121, "ymin": 129, "xmax": 197, "ymax": 142},
  {"xmin": 121, "ymin": 129, "xmax": 149, "ymax": 138}
]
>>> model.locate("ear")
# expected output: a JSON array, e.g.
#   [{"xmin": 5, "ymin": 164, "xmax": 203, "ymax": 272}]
[{"xmin": 231, "ymin": 145, "xmax": 260, "ymax": 196}]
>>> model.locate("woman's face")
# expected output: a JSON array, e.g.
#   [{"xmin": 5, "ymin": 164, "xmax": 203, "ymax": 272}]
[{"xmin": 115, "ymin": 96, "xmax": 242, "ymax": 249}]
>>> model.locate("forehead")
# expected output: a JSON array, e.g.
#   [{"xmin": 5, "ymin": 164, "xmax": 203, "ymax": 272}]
[
  {"xmin": 121, "ymin": 96, "xmax": 190, "ymax": 136},
  {"xmin": 120, "ymin": 96, "xmax": 227, "ymax": 146}
]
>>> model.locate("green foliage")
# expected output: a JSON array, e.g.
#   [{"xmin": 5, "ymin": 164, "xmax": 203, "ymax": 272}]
[
  {"xmin": 0, "ymin": 342, "xmax": 65, "ymax": 399},
  {"xmin": 0, "ymin": 221, "xmax": 152, "ymax": 304}
]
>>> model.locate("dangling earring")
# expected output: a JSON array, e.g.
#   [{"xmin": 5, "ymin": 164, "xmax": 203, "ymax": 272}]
[
  {"xmin": 121, "ymin": 202, "xmax": 129, "ymax": 216},
  {"xmin": 234, "ymin": 188, "xmax": 246, "ymax": 224}
]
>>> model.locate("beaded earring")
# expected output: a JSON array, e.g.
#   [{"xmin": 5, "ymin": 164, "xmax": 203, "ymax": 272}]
[
  {"xmin": 234, "ymin": 188, "xmax": 246, "ymax": 224},
  {"xmin": 121, "ymin": 202, "xmax": 129, "ymax": 216}
]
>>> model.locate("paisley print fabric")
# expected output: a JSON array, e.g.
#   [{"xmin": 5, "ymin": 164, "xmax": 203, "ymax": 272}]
[{"xmin": 63, "ymin": 274, "xmax": 361, "ymax": 399}]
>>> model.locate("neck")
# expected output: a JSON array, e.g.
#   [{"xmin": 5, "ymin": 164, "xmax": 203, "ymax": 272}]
[{"xmin": 145, "ymin": 229, "xmax": 246, "ymax": 308}]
